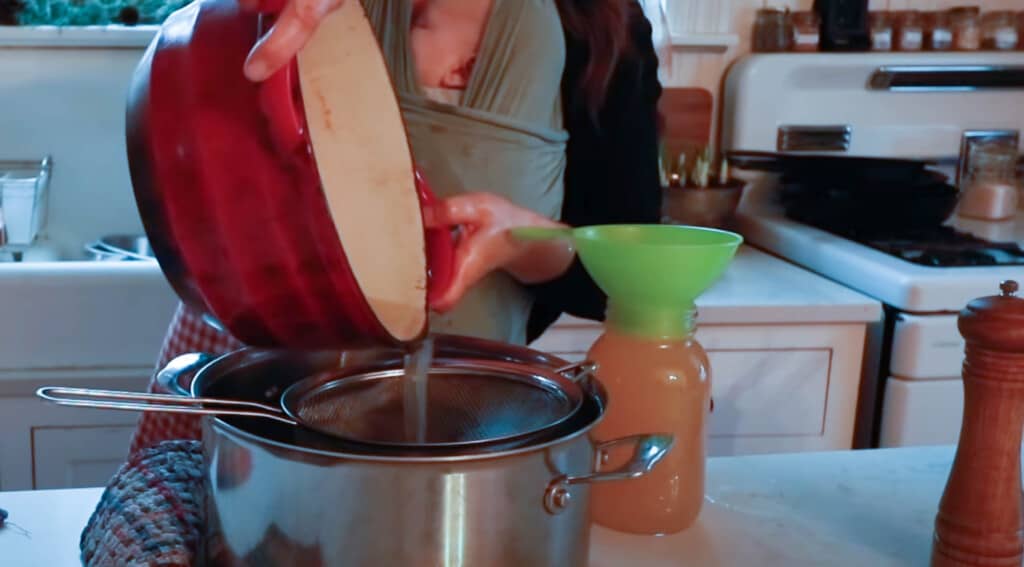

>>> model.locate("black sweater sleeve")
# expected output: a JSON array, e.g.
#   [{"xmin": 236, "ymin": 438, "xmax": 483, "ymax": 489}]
[{"xmin": 526, "ymin": 2, "xmax": 664, "ymax": 342}]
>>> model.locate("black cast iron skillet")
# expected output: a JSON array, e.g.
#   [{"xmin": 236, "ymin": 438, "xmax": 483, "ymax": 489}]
[{"xmin": 727, "ymin": 151, "xmax": 936, "ymax": 185}]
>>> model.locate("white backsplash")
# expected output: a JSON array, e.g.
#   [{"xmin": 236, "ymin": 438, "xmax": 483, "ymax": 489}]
[{"xmin": 0, "ymin": 26, "xmax": 156, "ymax": 258}]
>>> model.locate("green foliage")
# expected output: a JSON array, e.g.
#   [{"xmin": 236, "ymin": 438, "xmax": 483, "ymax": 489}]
[{"xmin": 12, "ymin": 0, "xmax": 188, "ymax": 26}]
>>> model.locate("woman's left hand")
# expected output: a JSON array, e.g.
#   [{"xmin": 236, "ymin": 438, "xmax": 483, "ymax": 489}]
[
  {"xmin": 239, "ymin": 0, "xmax": 345, "ymax": 82},
  {"xmin": 427, "ymin": 193, "xmax": 575, "ymax": 313}
]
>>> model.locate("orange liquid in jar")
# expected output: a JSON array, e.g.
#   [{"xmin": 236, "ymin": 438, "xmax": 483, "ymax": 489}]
[{"xmin": 589, "ymin": 325, "xmax": 710, "ymax": 535}]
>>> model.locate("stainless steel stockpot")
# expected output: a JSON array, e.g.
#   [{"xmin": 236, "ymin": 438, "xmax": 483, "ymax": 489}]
[{"xmin": 155, "ymin": 336, "xmax": 671, "ymax": 567}]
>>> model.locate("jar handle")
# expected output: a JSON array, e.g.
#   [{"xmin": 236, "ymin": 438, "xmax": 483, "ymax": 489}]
[
  {"xmin": 156, "ymin": 352, "xmax": 214, "ymax": 396},
  {"xmin": 543, "ymin": 434, "xmax": 674, "ymax": 514}
]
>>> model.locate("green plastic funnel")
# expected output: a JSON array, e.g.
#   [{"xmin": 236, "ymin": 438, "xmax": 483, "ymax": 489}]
[{"xmin": 515, "ymin": 224, "xmax": 743, "ymax": 337}]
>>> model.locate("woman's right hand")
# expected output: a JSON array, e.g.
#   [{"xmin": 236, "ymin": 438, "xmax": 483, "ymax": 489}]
[
  {"xmin": 239, "ymin": 0, "xmax": 346, "ymax": 82},
  {"xmin": 426, "ymin": 193, "xmax": 575, "ymax": 313}
]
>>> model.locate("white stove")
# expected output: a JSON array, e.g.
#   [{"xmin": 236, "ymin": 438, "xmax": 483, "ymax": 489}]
[{"xmin": 722, "ymin": 52, "xmax": 1024, "ymax": 448}]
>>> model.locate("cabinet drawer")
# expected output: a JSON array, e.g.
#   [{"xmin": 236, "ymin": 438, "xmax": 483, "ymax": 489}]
[
  {"xmin": 708, "ymin": 349, "xmax": 831, "ymax": 437},
  {"xmin": 32, "ymin": 425, "xmax": 135, "ymax": 489}
]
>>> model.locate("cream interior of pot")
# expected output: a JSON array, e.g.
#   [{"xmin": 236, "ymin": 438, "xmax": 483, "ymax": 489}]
[{"xmin": 298, "ymin": 2, "xmax": 428, "ymax": 342}]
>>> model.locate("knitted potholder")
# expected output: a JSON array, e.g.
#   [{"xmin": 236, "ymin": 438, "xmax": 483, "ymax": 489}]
[{"xmin": 80, "ymin": 440, "xmax": 204, "ymax": 567}]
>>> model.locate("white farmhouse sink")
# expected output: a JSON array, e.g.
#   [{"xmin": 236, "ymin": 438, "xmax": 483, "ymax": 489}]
[
  {"xmin": 0, "ymin": 27, "xmax": 181, "ymax": 374},
  {"xmin": 0, "ymin": 261, "xmax": 177, "ymax": 371}
]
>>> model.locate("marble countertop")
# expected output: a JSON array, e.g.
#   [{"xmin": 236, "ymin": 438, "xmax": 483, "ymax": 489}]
[
  {"xmin": 559, "ymin": 245, "xmax": 882, "ymax": 328},
  {"xmin": 1, "ymin": 446, "xmax": 960, "ymax": 566},
  {"xmin": 697, "ymin": 245, "xmax": 880, "ymax": 324},
  {"xmin": 0, "ymin": 25, "xmax": 157, "ymax": 47}
]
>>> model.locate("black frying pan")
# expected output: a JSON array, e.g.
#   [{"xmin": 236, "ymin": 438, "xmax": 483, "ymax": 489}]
[{"xmin": 727, "ymin": 151, "xmax": 937, "ymax": 185}]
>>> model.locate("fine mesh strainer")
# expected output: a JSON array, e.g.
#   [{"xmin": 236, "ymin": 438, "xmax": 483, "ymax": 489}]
[{"xmin": 37, "ymin": 358, "xmax": 594, "ymax": 449}]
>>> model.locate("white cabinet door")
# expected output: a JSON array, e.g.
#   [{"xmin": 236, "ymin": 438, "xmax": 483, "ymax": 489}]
[
  {"xmin": 32, "ymin": 425, "xmax": 135, "ymax": 490},
  {"xmin": 0, "ymin": 373, "xmax": 144, "ymax": 491},
  {"xmin": 707, "ymin": 349, "xmax": 830, "ymax": 437}
]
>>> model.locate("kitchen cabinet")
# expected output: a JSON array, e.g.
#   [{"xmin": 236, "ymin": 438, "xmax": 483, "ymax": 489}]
[
  {"xmin": 532, "ymin": 316, "xmax": 867, "ymax": 456},
  {"xmin": 0, "ymin": 247, "xmax": 875, "ymax": 491},
  {"xmin": 31, "ymin": 424, "xmax": 136, "ymax": 489},
  {"xmin": 530, "ymin": 246, "xmax": 881, "ymax": 456},
  {"xmin": 0, "ymin": 371, "xmax": 147, "ymax": 491},
  {"xmin": 0, "ymin": 247, "xmax": 877, "ymax": 490}
]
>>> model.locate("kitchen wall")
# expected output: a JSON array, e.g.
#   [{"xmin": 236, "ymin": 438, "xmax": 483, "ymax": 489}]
[
  {"xmin": 0, "ymin": 29, "xmax": 155, "ymax": 256},
  {"xmin": 662, "ymin": 0, "xmax": 1021, "ymax": 103}
]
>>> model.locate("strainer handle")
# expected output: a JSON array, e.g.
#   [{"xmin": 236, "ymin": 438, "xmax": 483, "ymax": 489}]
[
  {"xmin": 544, "ymin": 434, "xmax": 674, "ymax": 514},
  {"xmin": 36, "ymin": 386, "xmax": 296, "ymax": 425}
]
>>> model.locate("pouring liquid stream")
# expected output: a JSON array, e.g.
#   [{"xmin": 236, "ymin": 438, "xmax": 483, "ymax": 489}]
[{"xmin": 403, "ymin": 335, "xmax": 434, "ymax": 443}]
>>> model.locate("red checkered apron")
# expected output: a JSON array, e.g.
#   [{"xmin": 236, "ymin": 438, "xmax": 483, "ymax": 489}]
[{"xmin": 128, "ymin": 303, "xmax": 243, "ymax": 453}]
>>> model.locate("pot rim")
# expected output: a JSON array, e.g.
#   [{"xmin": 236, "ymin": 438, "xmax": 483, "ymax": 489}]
[
  {"xmin": 191, "ymin": 343, "xmax": 609, "ymax": 463},
  {"xmin": 206, "ymin": 400, "xmax": 605, "ymax": 463}
]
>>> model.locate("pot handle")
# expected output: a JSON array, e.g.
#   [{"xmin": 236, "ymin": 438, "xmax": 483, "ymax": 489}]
[
  {"xmin": 156, "ymin": 352, "xmax": 214, "ymax": 397},
  {"xmin": 255, "ymin": 0, "xmax": 287, "ymax": 12},
  {"xmin": 417, "ymin": 172, "xmax": 456, "ymax": 308},
  {"xmin": 554, "ymin": 361, "xmax": 598, "ymax": 384},
  {"xmin": 544, "ymin": 434, "xmax": 674, "ymax": 514},
  {"xmin": 258, "ymin": 60, "xmax": 307, "ymax": 158}
]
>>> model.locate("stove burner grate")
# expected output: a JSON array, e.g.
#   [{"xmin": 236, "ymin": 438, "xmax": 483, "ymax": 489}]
[{"xmin": 792, "ymin": 219, "xmax": 1024, "ymax": 268}]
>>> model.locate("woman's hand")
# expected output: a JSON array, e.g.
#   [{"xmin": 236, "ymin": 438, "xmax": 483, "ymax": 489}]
[
  {"xmin": 427, "ymin": 193, "xmax": 576, "ymax": 313},
  {"xmin": 239, "ymin": 0, "xmax": 345, "ymax": 82}
]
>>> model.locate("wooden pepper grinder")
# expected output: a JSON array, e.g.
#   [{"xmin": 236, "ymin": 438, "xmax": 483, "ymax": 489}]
[{"xmin": 933, "ymin": 280, "xmax": 1024, "ymax": 567}]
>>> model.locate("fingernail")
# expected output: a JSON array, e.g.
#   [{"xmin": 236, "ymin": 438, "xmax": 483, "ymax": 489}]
[{"xmin": 245, "ymin": 60, "xmax": 268, "ymax": 82}]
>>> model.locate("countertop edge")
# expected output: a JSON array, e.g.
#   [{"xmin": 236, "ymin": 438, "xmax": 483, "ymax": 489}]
[{"xmin": 0, "ymin": 26, "xmax": 157, "ymax": 47}]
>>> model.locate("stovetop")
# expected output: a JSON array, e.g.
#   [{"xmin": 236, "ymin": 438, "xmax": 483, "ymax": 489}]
[
  {"xmin": 736, "ymin": 192, "xmax": 1024, "ymax": 312},
  {"xmin": 797, "ymin": 223, "xmax": 1024, "ymax": 268}
]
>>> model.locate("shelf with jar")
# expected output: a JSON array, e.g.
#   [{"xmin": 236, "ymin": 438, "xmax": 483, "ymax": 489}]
[
  {"xmin": 752, "ymin": 6, "xmax": 1022, "ymax": 54},
  {"xmin": 660, "ymin": 146, "xmax": 745, "ymax": 230}
]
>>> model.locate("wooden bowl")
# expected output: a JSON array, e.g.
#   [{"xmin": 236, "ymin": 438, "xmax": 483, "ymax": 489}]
[{"xmin": 661, "ymin": 179, "xmax": 745, "ymax": 229}]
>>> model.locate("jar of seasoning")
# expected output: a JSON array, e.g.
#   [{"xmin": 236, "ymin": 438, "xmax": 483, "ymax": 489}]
[
  {"xmin": 791, "ymin": 10, "xmax": 820, "ymax": 52},
  {"xmin": 926, "ymin": 11, "xmax": 954, "ymax": 51},
  {"xmin": 753, "ymin": 8, "xmax": 792, "ymax": 52},
  {"xmin": 958, "ymin": 143, "xmax": 1020, "ymax": 221},
  {"xmin": 870, "ymin": 12, "xmax": 894, "ymax": 51},
  {"xmin": 950, "ymin": 7, "xmax": 981, "ymax": 51},
  {"xmin": 895, "ymin": 11, "xmax": 924, "ymax": 51},
  {"xmin": 982, "ymin": 11, "xmax": 1019, "ymax": 51}
]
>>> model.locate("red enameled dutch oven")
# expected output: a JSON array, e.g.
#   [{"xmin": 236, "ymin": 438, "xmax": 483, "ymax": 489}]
[{"xmin": 125, "ymin": 0, "xmax": 455, "ymax": 349}]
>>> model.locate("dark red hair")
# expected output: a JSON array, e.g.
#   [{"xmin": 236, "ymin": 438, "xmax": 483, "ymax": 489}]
[{"xmin": 555, "ymin": 0, "xmax": 630, "ymax": 112}]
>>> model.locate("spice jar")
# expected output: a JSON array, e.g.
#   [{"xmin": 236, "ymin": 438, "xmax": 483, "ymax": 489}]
[
  {"xmin": 958, "ymin": 143, "xmax": 1020, "ymax": 221},
  {"xmin": 870, "ymin": 12, "xmax": 894, "ymax": 51},
  {"xmin": 950, "ymin": 7, "xmax": 981, "ymax": 51},
  {"xmin": 791, "ymin": 10, "xmax": 820, "ymax": 52},
  {"xmin": 982, "ymin": 11, "xmax": 1019, "ymax": 51},
  {"xmin": 926, "ymin": 11, "xmax": 954, "ymax": 51},
  {"xmin": 895, "ymin": 11, "xmax": 923, "ymax": 51},
  {"xmin": 753, "ymin": 8, "xmax": 792, "ymax": 52}
]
